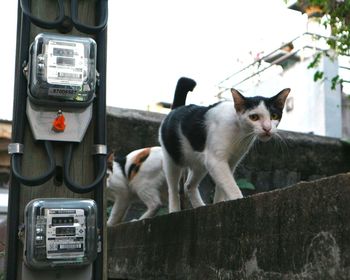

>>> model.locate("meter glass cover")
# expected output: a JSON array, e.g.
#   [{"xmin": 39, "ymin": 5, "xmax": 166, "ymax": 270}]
[
  {"xmin": 24, "ymin": 198, "xmax": 98, "ymax": 269},
  {"xmin": 29, "ymin": 33, "xmax": 97, "ymax": 105}
]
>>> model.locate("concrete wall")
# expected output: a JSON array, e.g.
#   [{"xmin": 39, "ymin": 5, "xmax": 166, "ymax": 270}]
[{"xmin": 108, "ymin": 173, "xmax": 350, "ymax": 279}]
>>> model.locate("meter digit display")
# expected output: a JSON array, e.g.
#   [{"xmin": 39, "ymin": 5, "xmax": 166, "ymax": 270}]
[
  {"xmin": 53, "ymin": 48, "xmax": 74, "ymax": 57},
  {"xmin": 52, "ymin": 216, "xmax": 74, "ymax": 226},
  {"xmin": 56, "ymin": 227, "xmax": 76, "ymax": 236},
  {"xmin": 56, "ymin": 57, "xmax": 75, "ymax": 67}
]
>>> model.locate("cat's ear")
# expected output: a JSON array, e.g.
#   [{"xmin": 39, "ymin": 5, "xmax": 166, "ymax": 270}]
[
  {"xmin": 271, "ymin": 88, "xmax": 290, "ymax": 110},
  {"xmin": 231, "ymin": 88, "xmax": 246, "ymax": 113},
  {"xmin": 107, "ymin": 150, "xmax": 115, "ymax": 163}
]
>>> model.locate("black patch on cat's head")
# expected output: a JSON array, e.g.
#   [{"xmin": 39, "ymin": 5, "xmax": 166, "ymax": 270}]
[
  {"xmin": 231, "ymin": 88, "xmax": 266, "ymax": 113},
  {"xmin": 231, "ymin": 88, "xmax": 290, "ymax": 117},
  {"xmin": 115, "ymin": 155, "xmax": 127, "ymax": 177},
  {"xmin": 264, "ymin": 88, "xmax": 291, "ymax": 119},
  {"xmin": 268, "ymin": 88, "xmax": 290, "ymax": 110},
  {"xmin": 107, "ymin": 151, "xmax": 127, "ymax": 177},
  {"xmin": 107, "ymin": 151, "xmax": 115, "ymax": 172}
]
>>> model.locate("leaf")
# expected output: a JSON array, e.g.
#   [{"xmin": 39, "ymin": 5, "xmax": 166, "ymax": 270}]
[
  {"xmin": 308, "ymin": 52, "xmax": 322, "ymax": 69},
  {"xmin": 331, "ymin": 75, "xmax": 340, "ymax": 90},
  {"xmin": 313, "ymin": 70, "xmax": 324, "ymax": 82},
  {"xmin": 156, "ymin": 207, "xmax": 168, "ymax": 216},
  {"xmin": 237, "ymin": 179, "xmax": 255, "ymax": 190}
]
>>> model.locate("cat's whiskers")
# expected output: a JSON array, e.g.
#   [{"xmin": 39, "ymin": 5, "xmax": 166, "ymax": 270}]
[
  {"xmin": 271, "ymin": 131, "xmax": 290, "ymax": 159},
  {"xmin": 234, "ymin": 131, "xmax": 259, "ymax": 156},
  {"xmin": 251, "ymin": 134, "xmax": 260, "ymax": 154},
  {"xmin": 232, "ymin": 130, "xmax": 256, "ymax": 149}
]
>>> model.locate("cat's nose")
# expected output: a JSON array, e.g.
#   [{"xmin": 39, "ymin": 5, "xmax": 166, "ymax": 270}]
[{"xmin": 262, "ymin": 121, "xmax": 272, "ymax": 133}]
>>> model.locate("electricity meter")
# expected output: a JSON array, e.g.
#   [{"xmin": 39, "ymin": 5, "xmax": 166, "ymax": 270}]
[
  {"xmin": 25, "ymin": 33, "xmax": 98, "ymax": 142},
  {"xmin": 24, "ymin": 198, "xmax": 98, "ymax": 269},
  {"xmin": 28, "ymin": 33, "xmax": 97, "ymax": 106}
]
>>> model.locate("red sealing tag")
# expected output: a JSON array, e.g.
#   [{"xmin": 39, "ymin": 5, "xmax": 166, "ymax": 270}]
[{"xmin": 52, "ymin": 110, "xmax": 66, "ymax": 132}]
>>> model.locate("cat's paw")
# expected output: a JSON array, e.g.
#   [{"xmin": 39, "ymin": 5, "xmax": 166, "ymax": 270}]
[
  {"xmin": 234, "ymin": 193, "xmax": 244, "ymax": 199},
  {"xmin": 107, "ymin": 220, "xmax": 118, "ymax": 227},
  {"xmin": 106, "ymin": 222, "xmax": 114, "ymax": 227}
]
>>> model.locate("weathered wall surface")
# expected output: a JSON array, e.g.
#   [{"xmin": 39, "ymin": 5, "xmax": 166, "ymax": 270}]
[
  {"xmin": 108, "ymin": 173, "xmax": 350, "ymax": 279},
  {"xmin": 107, "ymin": 106, "xmax": 350, "ymax": 196}
]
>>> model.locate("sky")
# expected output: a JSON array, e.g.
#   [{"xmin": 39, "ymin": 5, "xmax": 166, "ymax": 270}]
[{"xmin": 0, "ymin": 0, "xmax": 306, "ymax": 121}]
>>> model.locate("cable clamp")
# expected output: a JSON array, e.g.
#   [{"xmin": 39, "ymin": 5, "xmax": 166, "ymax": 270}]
[
  {"xmin": 8, "ymin": 143, "xmax": 24, "ymax": 154},
  {"xmin": 92, "ymin": 144, "xmax": 107, "ymax": 155}
]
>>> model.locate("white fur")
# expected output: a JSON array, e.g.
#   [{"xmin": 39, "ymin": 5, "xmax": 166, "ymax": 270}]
[
  {"xmin": 160, "ymin": 100, "xmax": 282, "ymax": 213},
  {"xmin": 106, "ymin": 146, "xmax": 167, "ymax": 226}
]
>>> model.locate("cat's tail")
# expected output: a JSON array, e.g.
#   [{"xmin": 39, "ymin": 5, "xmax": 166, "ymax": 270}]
[{"xmin": 171, "ymin": 77, "xmax": 197, "ymax": 110}]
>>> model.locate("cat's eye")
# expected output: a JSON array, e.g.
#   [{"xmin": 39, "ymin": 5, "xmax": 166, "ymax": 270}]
[
  {"xmin": 271, "ymin": 113, "xmax": 280, "ymax": 120},
  {"xmin": 249, "ymin": 114, "xmax": 259, "ymax": 121}
]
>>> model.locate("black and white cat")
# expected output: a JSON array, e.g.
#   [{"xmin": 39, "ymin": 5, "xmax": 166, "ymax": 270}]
[
  {"xmin": 106, "ymin": 77, "xmax": 196, "ymax": 226},
  {"xmin": 159, "ymin": 88, "xmax": 290, "ymax": 212}
]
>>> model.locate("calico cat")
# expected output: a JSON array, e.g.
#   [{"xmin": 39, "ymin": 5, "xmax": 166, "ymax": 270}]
[
  {"xmin": 106, "ymin": 77, "xmax": 196, "ymax": 226},
  {"xmin": 159, "ymin": 88, "xmax": 290, "ymax": 212},
  {"xmin": 106, "ymin": 146, "xmax": 167, "ymax": 226}
]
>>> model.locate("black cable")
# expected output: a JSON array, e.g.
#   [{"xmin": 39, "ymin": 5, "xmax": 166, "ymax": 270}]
[
  {"xmin": 20, "ymin": 0, "xmax": 65, "ymax": 29},
  {"xmin": 20, "ymin": 0, "xmax": 108, "ymax": 34},
  {"xmin": 11, "ymin": 141, "xmax": 56, "ymax": 186},
  {"xmin": 71, "ymin": 0, "xmax": 108, "ymax": 34},
  {"xmin": 63, "ymin": 143, "xmax": 106, "ymax": 194},
  {"xmin": 93, "ymin": 21, "xmax": 108, "ymax": 280},
  {"xmin": 6, "ymin": 2, "xmax": 31, "ymax": 279}
]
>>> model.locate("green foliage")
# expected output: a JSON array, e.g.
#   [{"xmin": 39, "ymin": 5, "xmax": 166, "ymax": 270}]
[
  {"xmin": 307, "ymin": 52, "xmax": 322, "ymax": 69},
  {"xmin": 331, "ymin": 75, "xmax": 342, "ymax": 90},
  {"xmin": 106, "ymin": 202, "xmax": 113, "ymax": 218},
  {"xmin": 156, "ymin": 207, "xmax": 168, "ymax": 216},
  {"xmin": 298, "ymin": 0, "xmax": 350, "ymax": 55},
  {"xmin": 286, "ymin": 0, "xmax": 350, "ymax": 89},
  {"xmin": 237, "ymin": 179, "xmax": 256, "ymax": 190},
  {"xmin": 320, "ymin": 0, "xmax": 350, "ymax": 56},
  {"xmin": 313, "ymin": 70, "xmax": 324, "ymax": 82},
  {"xmin": 306, "ymin": 51, "xmax": 343, "ymax": 90}
]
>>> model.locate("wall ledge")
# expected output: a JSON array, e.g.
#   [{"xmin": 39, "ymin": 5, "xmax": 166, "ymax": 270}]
[{"xmin": 108, "ymin": 172, "xmax": 350, "ymax": 279}]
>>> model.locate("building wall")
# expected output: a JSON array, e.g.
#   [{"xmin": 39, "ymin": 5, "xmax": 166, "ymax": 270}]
[{"xmin": 342, "ymin": 93, "xmax": 350, "ymax": 140}]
